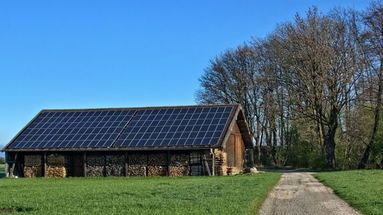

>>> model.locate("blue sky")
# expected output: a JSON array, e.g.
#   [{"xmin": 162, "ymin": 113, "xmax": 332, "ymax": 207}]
[{"xmin": 0, "ymin": 0, "xmax": 370, "ymax": 152}]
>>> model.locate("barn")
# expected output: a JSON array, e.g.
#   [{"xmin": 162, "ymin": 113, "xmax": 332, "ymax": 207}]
[{"xmin": 2, "ymin": 104, "xmax": 253, "ymax": 178}]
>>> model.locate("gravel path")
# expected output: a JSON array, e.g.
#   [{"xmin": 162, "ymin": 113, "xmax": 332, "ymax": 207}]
[{"xmin": 259, "ymin": 172, "xmax": 361, "ymax": 215}]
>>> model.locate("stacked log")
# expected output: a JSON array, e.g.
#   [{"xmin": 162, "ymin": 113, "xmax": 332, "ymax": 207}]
[
  {"xmin": 214, "ymin": 150, "xmax": 227, "ymax": 176},
  {"xmin": 127, "ymin": 165, "xmax": 146, "ymax": 176},
  {"xmin": 147, "ymin": 165, "xmax": 167, "ymax": 176},
  {"xmin": 169, "ymin": 166, "xmax": 188, "ymax": 176},
  {"xmin": 46, "ymin": 166, "xmax": 66, "ymax": 178},
  {"xmin": 127, "ymin": 153, "xmax": 147, "ymax": 176},
  {"xmin": 86, "ymin": 154, "xmax": 105, "ymax": 177},
  {"xmin": 24, "ymin": 166, "xmax": 41, "ymax": 178},
  {"xmin": 46, "ymin": 153, "xmax": 69, "ymax": 178},
  {"xmin": 169, "ymin": 152, "xmax": 189, "ymax": 176},
  {"xmin": 24, "ymin": 155, "xmax": 42, "ymax": 178},
  {"xmin": 105, "ymin": 154, "xmax": 125, "ymax": 176}
]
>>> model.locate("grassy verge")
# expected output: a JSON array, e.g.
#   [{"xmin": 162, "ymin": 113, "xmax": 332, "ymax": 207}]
[
  {"xmin": 315, "ymin": 170, "xmax": 383, "ymax": 215},
  {"xmin": 0, "ymin": 172, "xmax": 280, "ymax": 215}
]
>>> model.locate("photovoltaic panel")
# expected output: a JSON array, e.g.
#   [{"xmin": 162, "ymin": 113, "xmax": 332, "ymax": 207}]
[
  {"xmin": 114, "ymin": 106, "xmax": 233, "ymax": 147},
  {"xmin": 7, "ymin": 110, "xmax": 136, "ymax": 149}
]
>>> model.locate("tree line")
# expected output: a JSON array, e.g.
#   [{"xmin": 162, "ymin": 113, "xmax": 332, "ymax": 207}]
[{"xmin": 197, "ymin": 1, "xmax": 383, "ymax": 169}]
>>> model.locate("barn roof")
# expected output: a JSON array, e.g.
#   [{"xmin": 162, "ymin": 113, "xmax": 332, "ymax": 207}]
[{"xmin": 2, "ymin": 104, "xmax": 253, "ymax": 152}]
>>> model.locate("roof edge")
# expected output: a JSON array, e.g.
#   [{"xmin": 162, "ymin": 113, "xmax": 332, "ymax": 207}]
[
  {"xmin": 40, "ymin": 104, "xmax": 239, "ymax": 112},
  {"xmin": 2, "ymin": 110, "xmax": 44, "ymax": 152}
]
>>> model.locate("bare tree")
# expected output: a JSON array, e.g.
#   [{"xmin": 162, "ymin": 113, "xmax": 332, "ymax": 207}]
[
  {"xmin": 269, "ymin": 8, "xmax": 364, "ymax": 168},
  {"xmin": 358, "ymin": 1, "xmax": 383, "ymax": 168}
]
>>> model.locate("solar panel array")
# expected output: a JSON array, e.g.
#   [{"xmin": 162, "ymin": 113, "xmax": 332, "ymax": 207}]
[
  {"xmin": 6, "ymin": 105, "xmax": 234, "ymax": 149},
  {"xmin": 115, "ymin": 106, "xmax": 232, "ymax": 147}
]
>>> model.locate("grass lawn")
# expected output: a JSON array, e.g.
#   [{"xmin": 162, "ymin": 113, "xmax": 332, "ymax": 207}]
[
  {"xmin": 315, "ymin": 170, "xmax": 383, "ymax": 215},
  {"xmin": 0, "ymin": 172, "xmax": 280, "ymax": 215}
]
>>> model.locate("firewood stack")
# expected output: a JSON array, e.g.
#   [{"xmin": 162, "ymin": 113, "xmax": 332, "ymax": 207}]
[
  {"xmin": 24, "ymin": 155, "xmax": 42, "ymax": 177},
  {"xmin": 147, "ymin": 153, "xmax": 167, "ymax": 176},
  {"xmin": 169, "ymin": 152, "xmax": 189, "ymax": 176},
  {"xmin": 86, "ymin": 154, "xmax": 105, "ymax": 177},
  {"xmin": 214, "ymin": 150, "xmax": 227, "ymax": 176},
  {"xmin": 105, "ymin": 154, "xmax": 125, "ymax": 176},
  {"xmin": 46, "ymin": 166, "xmax": 66, "ymax": 178},
  {"xmin": 46, "ymin": 153, "xmax": 69, "ymax": 178},
  {"xmin": 127, "ymin": 153, "xmax": 147, "ymax": 176}
]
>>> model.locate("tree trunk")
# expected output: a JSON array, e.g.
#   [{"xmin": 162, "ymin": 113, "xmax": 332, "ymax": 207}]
[
  {"xmin": 324, "ymin": 108, "xmax": 338, "ymax": 168},
  {"xmin": 359, "ymin": 67, "xmax": 382, "ymax": 169},
  {"xmin": 324, "ymin": 133, "xmax": 336, "ymax": 168}
]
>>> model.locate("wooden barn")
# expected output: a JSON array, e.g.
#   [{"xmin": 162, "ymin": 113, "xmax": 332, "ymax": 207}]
[{"xmin": 2, "ymin": 104, "xmax": 253, "ymax": 178}]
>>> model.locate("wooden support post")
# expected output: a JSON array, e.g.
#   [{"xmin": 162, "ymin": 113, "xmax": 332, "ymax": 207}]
[
  {"xmin": 211, "ymin": 149, "xmax": 215, "ymax": 176},
  {"xmin": 166, "ymin": 151, "xmax": 170, "ymax": 176},
  {"xmin": 10, "ymin": 153, "xmax": 18, "ymax": 178},
  {"xmin": 188, "ymin": 152, "xmax": 191, "ymax": 176},
  {"xmin": 103, "ymin": 154, "xmax": 107, "ymax": 177},
  {"xmin": 145, "ymin": 153, "xmax": 148, "ymax": 177},
  {"xmin": 203, "ymin": 154, "xmax": 211, "ymax": 176},
  {"xmin": 83, "ymin": 152, "xmax": 87, "ymax": 177},
  {"xmin": 125, "ymin": 152, "xmax": 128, "ymax": 177},
  {"xmin": 5, "ymin": 152, "xmax": 9, "ymax": 178},
  {"xmin": 43, "ymin": 152, "xmax": 47, "ymax": 177}
]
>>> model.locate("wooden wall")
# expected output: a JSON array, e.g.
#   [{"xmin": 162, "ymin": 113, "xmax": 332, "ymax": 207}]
[{"xmin": 222, "ymin": 122, "xmax": 245, "ymax": 174}]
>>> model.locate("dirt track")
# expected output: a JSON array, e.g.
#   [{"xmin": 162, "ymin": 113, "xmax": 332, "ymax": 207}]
[{"xmin": 259, "ymin": 172, "xmax": 361, "ymax": 215}]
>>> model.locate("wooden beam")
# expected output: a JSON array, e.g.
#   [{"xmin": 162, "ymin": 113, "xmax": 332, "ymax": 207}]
[
  {"xmin": 10, "ymin": 153, "xmax": 18, "ymax": 178},
  {"xmin": 202, "ymin": 154, "xmax": 211, "ymax": 176},
  {"xmin": 166, "ymin": 151, "xmax": 170, "ymax": 176},
  {"xmin": 125, "ymin": 152, "xmax": 128, "ymax": 177},
  {"xmin": 211, "ymin": 149, "xmax": 215, "ymax": 176},
  {"xmin": 5, "ymin": 152, "xmax": 9, "ymax": 178},
  {"xmin": 83, "ymin": 152, "xmax": 87, "ymax": 177},
  {"xmin": 103, "ymin": 154, "xmax": 106, "ymax": 177},
  {"xmin": 43, "ymin": 152, "xmax": 47, "ymax": 177}
]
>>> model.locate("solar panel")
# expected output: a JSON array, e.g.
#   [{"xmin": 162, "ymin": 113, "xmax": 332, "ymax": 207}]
[
  {"xmin": 114, "ymin": 106, "xmax": 233, "ymax": 147},
  {"xmin": 8, "ymin": 110, "xmax": 136, "ymax": 149},
  {"xmin": 6, "ymin": 105, "xmax": 235, "ymax": 149}
]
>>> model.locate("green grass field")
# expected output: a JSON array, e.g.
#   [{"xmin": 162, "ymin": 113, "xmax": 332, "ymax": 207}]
[
  {"xmin": 0, "ymin": 172, "xmax": 280, "ymax": 215},
  {"xmin": 315, "ymin": 170, "xmax": 383, "ymax": 215}
]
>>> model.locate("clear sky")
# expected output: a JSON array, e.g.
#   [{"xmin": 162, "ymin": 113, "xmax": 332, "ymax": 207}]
[{"xmin": 0, "ymin": 0, "xmax": 370, "ymax": 152}]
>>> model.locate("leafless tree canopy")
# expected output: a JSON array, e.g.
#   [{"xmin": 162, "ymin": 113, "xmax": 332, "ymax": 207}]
[{"xmin": 197, "ymin": 2, "xmax": 383, "ymax": 169}]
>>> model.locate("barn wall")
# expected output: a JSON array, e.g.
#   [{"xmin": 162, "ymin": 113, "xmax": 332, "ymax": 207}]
[
  {"xmin": 221, "ymin": 122, "xmax": 245, "ymax": 175},
  {"xmin": 11, "ymin": 150, "xmax": 215, "ymax": 178}
]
